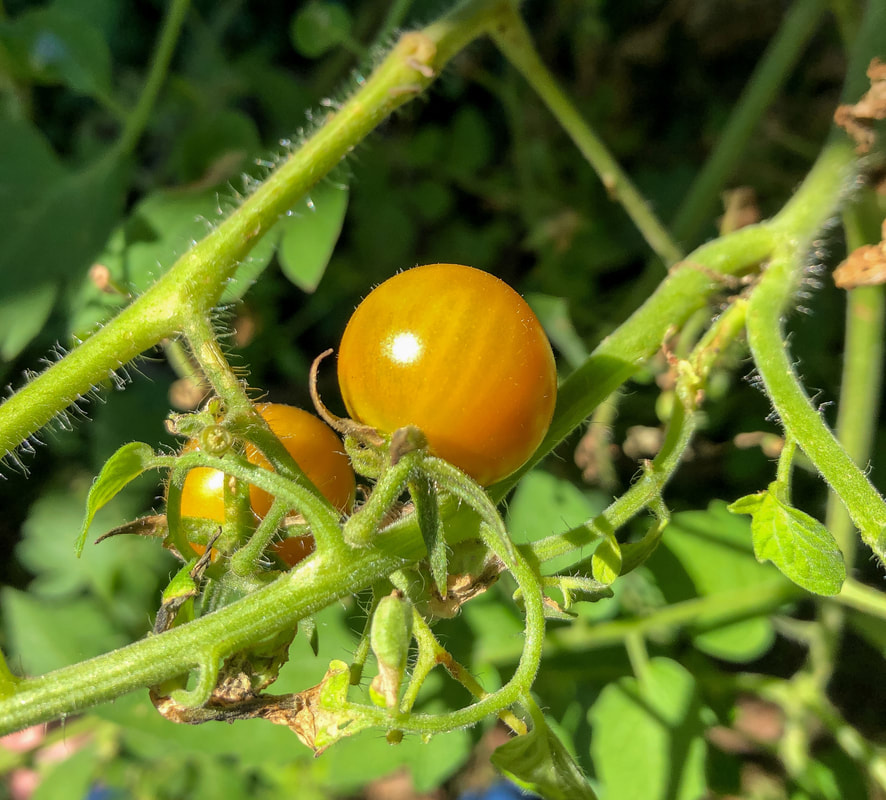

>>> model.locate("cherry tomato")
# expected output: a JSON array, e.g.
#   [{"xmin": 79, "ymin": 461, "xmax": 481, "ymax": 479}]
[
  {"xmin": 337, "ymin": 264, "xmax": 557, "ymax": 485},
  {"xmin": 245, "ymin": 403, "xmax": 356, "ymax": 517},
  {"xmin": 272, "ymin": 534, "xmax": 316, "ymax": 567},
  {"xmin": 179, "ymin": 403, "xmax": 356, "ymax": 523}
]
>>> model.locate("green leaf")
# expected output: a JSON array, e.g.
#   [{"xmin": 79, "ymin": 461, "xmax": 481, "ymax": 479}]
[
  {"xmin": 31, "ymin": 743, "xmax": 98, "ymax": 800},
  {"xmin": 77, "ymin": 442, "xmax": 155, "ymax": 555},
  {"xmin": 2, "ymin": 589, "xmax": 127, "ymax": 675},
  {"xmin": 446, "ymin": 105, "xmax": 494, "ymax": 175},
  {"xmin": 663, "ymin": 501, "xmax": 780, "ymax": 661},
  {"xmin": 507, "ymin": 471, "xmax": 608, "ymax": 576},
  {"xmin": 726, "ymin": 492, "xmax": 766, "ymax": 515},
  {"xmin": 591, "ymin": 535, "xmax": 622, "ymax": 585},
  {"xmin": 277, "ymin": 181, "xmax": 349, "ymax": 293},
  {"xmin": 0, "ymin": 7, "xmax": 112, "ymax": 98},
  {"xmin": 290, "ymin": 1, "xmax": 353, "ymax": 58},
  {"xmin": 0, "ymin": 282, "xmax": 57, "ymax": 360},
  {"xmin": 492, "ymin": 713, "xmax": 597, "ymax": 800},
  {"xmin": 0, "ymin": 118, "xmax": 66, "ymax": 221},
  {"xmin": 168, "ymin": 109, "xmax": 260, "ymax": 184},
  {"xmin": 89, "ymin": 185, "xmax": 278, "ymax": 308},
  {"xmin": 734, "ymin": 485, "xmax": 846, "ymax": 596},
  {"xmin": 0, "ymin": 125, "xmax": 127, "ymax": 357},
  {"xmin": 18, "ymin": 486, "xmax": 171, "ymax": 632},
  {"xmin": 525, "ymin": 293, "xmax": 589, "ymax": 369},
  {"xmin": 122, "ymin": 188, "xmax": 231, "ymax": 292},
  {"xmin": 589, "ymin": 657, "xmax": 707, "ymax": 800}
]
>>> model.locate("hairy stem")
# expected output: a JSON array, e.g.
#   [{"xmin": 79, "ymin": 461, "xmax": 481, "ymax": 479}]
[
  {"xmin": 747, "ymin": 143, "xmax": 886, "ymax": 564},
  {"xmin": 0, "ymin": 0, "xmax": 505, "ymax": 461},
  {"xmin": 825, "ymin": 200, "xmax": 886, "ymax": 562}
]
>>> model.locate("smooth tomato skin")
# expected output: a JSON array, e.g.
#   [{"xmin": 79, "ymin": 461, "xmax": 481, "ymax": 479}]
[
  {"xmin": 272, "ymin": 534, "xmax": 316, "ymax": 567},
  {"xmin": 179, "ymin": 403, "xmax": 355, "ymax": 522},
  {"xmin": 245, "ymin": 403, "xmax": 356, "ymax": 517},
  {"xmin": 337, "ymin": 264, "xmax": 557, "ymax": 486},
  {"xmin": 178, "ymin": 452, "xmax": 228, "ymax": 523}
]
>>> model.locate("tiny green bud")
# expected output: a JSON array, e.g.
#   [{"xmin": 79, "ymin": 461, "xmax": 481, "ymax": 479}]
[{"xmin": 369, "ymin": 591, "xmax": 413, "ymax": 709}]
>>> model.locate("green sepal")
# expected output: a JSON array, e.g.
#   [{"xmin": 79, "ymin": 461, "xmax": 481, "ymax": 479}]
[{"xmin": 410, "ymin": 474, "xmax": 447, "ymax": 597}]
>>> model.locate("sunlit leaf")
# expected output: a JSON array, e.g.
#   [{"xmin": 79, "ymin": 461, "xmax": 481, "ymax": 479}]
[
  {"xmin": 492, "ymin": 713, "xmax": 597, "ymax": 800},
  {"xmin": 730, "ymin": 485, "xmax": 845, "ymax": 596},
  {"xmin": 277, "ymin": 181, "xmax": 349, "ymax": 293},
  {"xmin": 77, "ymin": 442, "xmax": 156, "ymax": 555},
  {"xmin": 589, "ymin": 658, "xmax": 707, "ymax": 800}
]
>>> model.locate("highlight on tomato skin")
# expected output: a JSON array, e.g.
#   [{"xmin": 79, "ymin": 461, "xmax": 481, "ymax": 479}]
[
  {"xmin": 336, "ymin": 263, "xmax": 557, "ymax": 486},
  {"xmin": 177, "ymin": 403, "xmax": 356, "ymax": 524}
]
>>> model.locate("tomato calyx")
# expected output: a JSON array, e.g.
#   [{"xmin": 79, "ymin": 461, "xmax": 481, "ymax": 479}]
[
  {"xmin": 310, "ymin": 348, "xmax": 391, "ymax": 478},
  {"xmin": 310, "ymin": 349, "xmax": 385, "ymax": 444},
  {"xmin": 198, "ymin": 423, "xmax": 233, "ymax": 456}
]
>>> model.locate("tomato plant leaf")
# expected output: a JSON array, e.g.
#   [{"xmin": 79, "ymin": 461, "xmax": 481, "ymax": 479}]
[
  {"xmin": 589, "ymin": 657, "xmax": 707, "ymax": 800},
  {"xmin": 0, "ymin": 7, "xmax": 112, "ymax": 99},
  {"xmin": 525, "ymin": 292, "xmax": 589, "ymax": 369},
  {"xmin": 662, "ymin": 502, "xmax": 780, "ymax": 661},
  {"xmin": 491, "ymin": 712, "xmax": 597, "ymax": 800},
  {"xmin": 591, "ymin": 534, "xmax": 623, "ymax": 585},
  {"xmin": 2, "ymin": 589, "xmax": 127, "ymax": 675},
  {"xmin": 736, "ymin": 485, "xmax": 846, "ymax": 596},
  {"xmin": 0, "ymin": 282, "xmax": 58, "ymax": 361},
  {"xmin": 726, "ymin": 492, "xmax": 766, "ymax": 515},
  {"xmin": 77, "ymin": 442, "xmax": 156, "ymax": 556},
  {"xmin": 0, "ymin": 123, "xmax": 128, "ymax": 357},
  {"xmin": 290, "ymin": 1, "xmax": 353, "ymax": 58},
  {"xmin": 277, "ymin": 181, "xmax": 349, "ymax": 293}
]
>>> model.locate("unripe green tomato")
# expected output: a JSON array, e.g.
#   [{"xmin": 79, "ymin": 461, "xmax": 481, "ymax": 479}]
[{"xmin": 337, "ymin": 264, "xmax": 557, "ymax": 485}]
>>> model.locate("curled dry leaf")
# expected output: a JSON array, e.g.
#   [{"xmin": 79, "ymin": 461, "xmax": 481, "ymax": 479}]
[
  {"xmin": 833, "ymin": 221, "xmax": 886, "ymax": 289},
  {"xmin": 834, "ymin": 57, "xmax": 886, "ymax": 153},
  {"xmin": 426, "ymin": 554, "xmax": 504, "ymax": 619},
  {"xmin": 718, "ymin": 187, "xmax": 760, "ymax": 234}
]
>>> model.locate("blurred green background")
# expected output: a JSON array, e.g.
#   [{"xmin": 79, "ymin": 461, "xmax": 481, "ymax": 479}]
[{"xmin": 1, "ymin": 1, "xmax": 882, "ymax": 798}]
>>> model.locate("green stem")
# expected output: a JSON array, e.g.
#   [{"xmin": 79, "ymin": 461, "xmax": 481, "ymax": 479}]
[
  {"xmin": 832, "ymin": 577, "xmax": 886, "ymax": 620},
  {"xmin": 775, "ymin": 437, "xmax": 798, "ymax": 502},
  {"xmin": 0, "ymin": 531, "xmax": 424, "ymax": 735},
  {"xmin": 624, "ymin": 632, "xmax": 651, "ymax": 688},
  {"xmin": 671, "ymin": 0, "xmax": 827, "ymax": 244},
  {"xmin": 489, "ymin": 6, "xmax": 683, "ymax": 266},
  {"xmin": 524, "ymin": 299, "xmax": 748, "ymax": 569},
  {"xmin": 491, "ymin": 223, "xmax": 775, "ymax": 501},
  {"xmin": 825, "ymin": 202, "xmax": 886, "ymax": 562},
  {"xmin": 0, "ymin": 0, "xmax": 504, "ymax": 461},
  {"xmin": 480, "ymin": 579, "xmax": 801, "ymax": 665},
  {"xmin": 117, "ymin": 0, "xmax": 191, "ymax": 157},
  {"xmin": 747, "ymin": 143, "xmax": 886, "ymax": 564}
]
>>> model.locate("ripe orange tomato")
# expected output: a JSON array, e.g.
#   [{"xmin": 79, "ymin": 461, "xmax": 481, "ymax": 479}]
[
  {"xmin": 245, "ymin": 403, "xmax": 356, "ymax": 517},
  {"xmin": 272, "ymin": 534, "xmax": 316, "ymax": 567},
  {"xmin": 179, "ymin": 403, "xmax": 355, "ymax": 523},
  {"xmin": 337, "ymin": 264, "xmax": 557, "ymax": 485}
]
